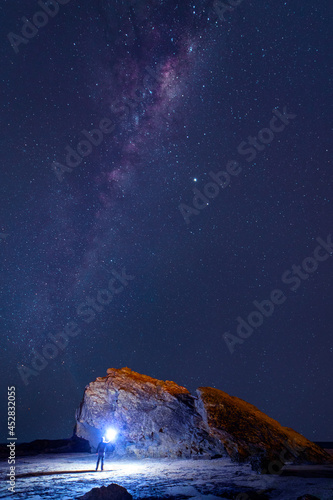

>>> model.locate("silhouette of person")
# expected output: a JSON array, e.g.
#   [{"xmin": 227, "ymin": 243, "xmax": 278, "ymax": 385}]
[{"xmin": 95, "ymin": 437, "xmax": 109, "ymax": 471}]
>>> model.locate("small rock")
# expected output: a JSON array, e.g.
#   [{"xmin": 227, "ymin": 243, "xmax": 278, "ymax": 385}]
[
  {"xmin": 77, "ymin": 483, "xmax": 133, "ymax": 500},
  {"xmin": 296, "ymin": 495, "xmax": 321, "ymax": 500}
]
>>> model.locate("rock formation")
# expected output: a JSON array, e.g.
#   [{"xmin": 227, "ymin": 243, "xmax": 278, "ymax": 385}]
[
  {"xmin": 75, "ymin": 367, "xmax": 224, "ymax": 458},
  {"xmin": 196, "ymin": 386, "xmax": 330, "ymax": 471},
  {"xmin": 75, "ymin": 367, "xmax": 331, "ymax": 468},
  {"xmin": 77, "ymin": 484, "xmax": 133, "ymax": 500}
]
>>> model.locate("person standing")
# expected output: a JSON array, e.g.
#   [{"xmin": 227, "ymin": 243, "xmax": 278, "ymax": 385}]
[{"xmin": 95, "ymin": 437, "xmax": 109, "ymax": 471}]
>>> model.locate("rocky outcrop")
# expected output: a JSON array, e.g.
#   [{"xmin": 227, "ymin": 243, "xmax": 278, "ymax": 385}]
[
  {"xmin": 77, "ymin": 484, "xmax": 132, "ymax": 500},
  {"xmin": 75, "ymin": 367, "xmax": 331, "ymax": 467},
  {"xmin": 196, "ymin": 387, "xmax": 330, "ymax": 470},
  {"xmin": 75, "ymin": 367, "xmax": 224, "ymax": 458}
]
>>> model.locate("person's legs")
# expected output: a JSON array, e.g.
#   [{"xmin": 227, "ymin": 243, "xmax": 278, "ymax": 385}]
[
  {"xmin": 101, "ymin": 454, "xmax": 104, "ymax": 471},
  {"xmin": 95, "ymin": 455, "xmax": 100, "ymax": 471}
]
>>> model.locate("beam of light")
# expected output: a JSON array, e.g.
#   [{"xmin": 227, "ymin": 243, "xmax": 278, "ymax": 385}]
[{"xmin": 105, "ymin": 428, "xmax": 118, "ymax": 442}]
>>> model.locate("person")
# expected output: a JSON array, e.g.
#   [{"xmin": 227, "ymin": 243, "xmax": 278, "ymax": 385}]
[{"xmin": 95, "ymin": 437, "xmax": 109, "ymax": 471}]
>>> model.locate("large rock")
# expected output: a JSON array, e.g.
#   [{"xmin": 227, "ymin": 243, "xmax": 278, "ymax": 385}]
[
  {"xmin": 75, "ymin": 368, "xmax": 331, "ymax": 467},
  {"xmin": 75, "ymin": 367, "xmax": 224, "ymax": 458}
]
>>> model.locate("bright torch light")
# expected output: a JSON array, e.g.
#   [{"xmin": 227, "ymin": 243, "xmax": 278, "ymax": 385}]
[{"xmin": 104, "ymin": 428, "xmax": 118, "ymax": 443}]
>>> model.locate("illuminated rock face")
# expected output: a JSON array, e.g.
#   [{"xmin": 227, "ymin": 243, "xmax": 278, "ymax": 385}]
[
  {"xmin": 75, "ymin": 367, "xmax": 225, "ymax": 458},
  {"xmin": 75, "ymin": 367, "xmax": 331, "ymax": 465}
]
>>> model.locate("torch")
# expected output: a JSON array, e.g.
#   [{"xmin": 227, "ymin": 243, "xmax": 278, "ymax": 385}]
[{"xmin": 104, "ymin": 427, "xmax": 118, "ymax": 443}]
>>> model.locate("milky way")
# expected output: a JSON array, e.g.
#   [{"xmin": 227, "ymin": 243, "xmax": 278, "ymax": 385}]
[{"xmin": 5, "ymin": 1, "xmax": 212, "ymax": 348}]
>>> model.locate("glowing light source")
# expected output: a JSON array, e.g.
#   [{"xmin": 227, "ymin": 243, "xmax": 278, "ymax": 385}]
[{"xmin": 105, "ymin": 428, "xmax": 118, "ymax": 442}]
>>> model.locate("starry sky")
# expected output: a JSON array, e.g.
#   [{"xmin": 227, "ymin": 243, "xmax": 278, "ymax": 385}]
[{"xmin": 1, "ymin": 0, "xmax": 332, "ymax": 443}]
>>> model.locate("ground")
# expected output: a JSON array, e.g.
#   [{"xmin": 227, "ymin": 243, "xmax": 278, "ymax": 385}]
[{"xmin": 1, "ymin": 454, "xmax": 333, "ymax": 499}]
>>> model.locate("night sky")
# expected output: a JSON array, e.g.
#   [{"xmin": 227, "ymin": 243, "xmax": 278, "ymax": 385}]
[{"xmin": 1, "ymin": 0, "xmax": 332, "ymax": 444}]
